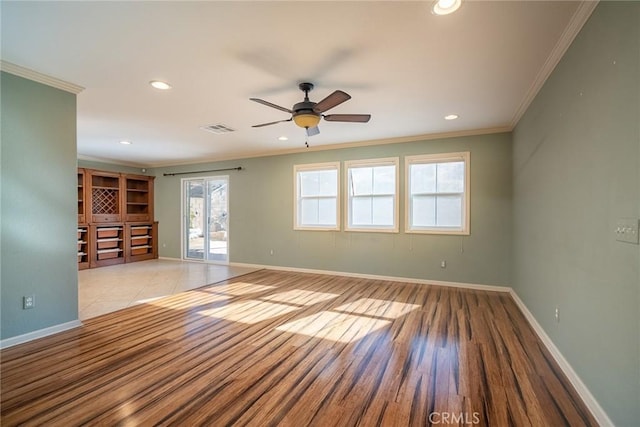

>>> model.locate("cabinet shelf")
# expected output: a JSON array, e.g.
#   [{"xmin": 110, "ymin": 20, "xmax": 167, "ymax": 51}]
[
  {"xmin": 77, "ymin": 225, "xmax": 90, "ymax": 270},
  {"xmin": 91, "ymin": 224, "xmax": 125, "ymax": 267},
  {"xmin": 125, "ymin": 222, "xmax": 157, "ymax": 262},
  {"xmin": 92, "ymin": 185, "xmax": 120, "ymax": 190},
  {"xmin": 97, "ymin": 248, "xmax": 122, "ymax": 254}
]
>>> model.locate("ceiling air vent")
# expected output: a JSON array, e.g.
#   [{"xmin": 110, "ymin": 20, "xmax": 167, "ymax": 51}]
[{"xmin": 200, "ymin": 123, "xmax": 235, "ymax": 135}]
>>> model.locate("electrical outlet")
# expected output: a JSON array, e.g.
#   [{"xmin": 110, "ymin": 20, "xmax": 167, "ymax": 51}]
[
  {"xmin": 23, "ymin": 295, "xmax": 35, "ymax": 310},
  {"xmin": 554, "ymin": 306, "xmax": 560, "ymax": 323},
  {"xmin": 440, "ymin": 260, "xmax": 446, "ymax": 268},
  {"xmin": 615, "ymin": 218, "xmax": 639, "ymax": 244}
]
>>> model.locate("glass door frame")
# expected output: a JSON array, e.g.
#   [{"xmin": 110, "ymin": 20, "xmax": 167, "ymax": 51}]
[{"xmin": 181, "ymin": 175, "xmax": 230, "ymax": 264}]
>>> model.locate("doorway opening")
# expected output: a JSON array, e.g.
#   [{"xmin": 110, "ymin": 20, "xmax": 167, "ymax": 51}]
[{"xmin": 183, "ymin": 176, "xmax": 229, "ymax": 263}]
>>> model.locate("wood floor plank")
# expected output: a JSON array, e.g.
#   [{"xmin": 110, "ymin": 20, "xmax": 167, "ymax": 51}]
[{"xmin": 1, "ymin": 270, "xmax": 598, "ymax": 426}]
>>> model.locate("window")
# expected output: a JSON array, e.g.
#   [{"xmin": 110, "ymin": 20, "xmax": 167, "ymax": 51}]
[
  {"xmin": 345, "ymin": 158, "xmax": 399, "ymax": 232},
  {"xmin": 405, "ymin": 152, "xmax": 470, "ymax": 234},
  {"xmin": 294, "ymin": 162, "xmax": 340, "ymax": 230}
]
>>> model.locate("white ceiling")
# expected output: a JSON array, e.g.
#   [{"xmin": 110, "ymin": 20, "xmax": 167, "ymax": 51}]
[{"xmin": 1, "ymin": 1, "xmax": 591, "ymax": 167}]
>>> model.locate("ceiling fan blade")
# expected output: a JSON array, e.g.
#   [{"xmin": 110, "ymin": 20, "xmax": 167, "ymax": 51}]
[
  {"xmin": 313, "ymin": 90, "xmax": 351, "ymax": 113},
  {"xmin": 306, "ymin": 126, "xmax": 320, "ymax": 137},
  {"xmin": 252, "ymin": 118, "xmax": 292, "ymax": 128},
  {"xmin": 323, "ymin": 114, "xmax": 371, "ymax": 123},
  {"xmin": 250, "ymin": 98, "xmax": 292, "ymax": 114}
]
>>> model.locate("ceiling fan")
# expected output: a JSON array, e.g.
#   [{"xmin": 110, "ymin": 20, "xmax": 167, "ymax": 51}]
[{"xmin": 250, "ymin": 82, "xmax": 371, "ymax": 137}]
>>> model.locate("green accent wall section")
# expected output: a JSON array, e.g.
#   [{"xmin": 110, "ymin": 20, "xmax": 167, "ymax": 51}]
[
  {"xmin": 512, "ymin": 3, "xmax": 640, "ymax": 425},
  {"xmin": 1, "ymin": 72, "xmax": 79, "ymax": 340},
  {"xmin": 155, "ymin": 132, "xmax": 512, "ymax": 287}
]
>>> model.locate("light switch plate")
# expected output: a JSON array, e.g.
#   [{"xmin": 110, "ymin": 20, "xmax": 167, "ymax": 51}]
[{"xmin": 615, "ymin": 218, "xmax": 639, "ymax": 244}]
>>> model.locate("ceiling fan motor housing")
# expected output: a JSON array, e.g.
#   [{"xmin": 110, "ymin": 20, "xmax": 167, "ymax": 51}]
[{"xmin": 293, "ymin": 100, "xmax": 320, "ymax": 128}]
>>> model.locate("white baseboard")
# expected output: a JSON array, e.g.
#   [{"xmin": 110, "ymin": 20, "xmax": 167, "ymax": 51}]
[
  {"xmin": 228, "ymin": 262, "xmax": 510, "ymax": 293},
  {"xmin": 157, "ymin": 256, "xmax": 183, "ymax": 262},
  {"xmin": 508, "ymin": 290, "xmax": 613, "ymax": 427},
  {"xmin": 0, "ymin": 320, "xmax": 83, "ymax": 350}
]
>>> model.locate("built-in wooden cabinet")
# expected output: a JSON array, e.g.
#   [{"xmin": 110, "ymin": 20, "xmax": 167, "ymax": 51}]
[
  {"xmin": 79, "ymin": 168, "xmax": 157, "ymax": 270},
  {"xmin": 124, "ymin": 174, "xmax": 154, "ymax": 222},
  {"xmin": 88, "ymin": 170, "xmax": 123, "ymax": 223},
  {"xmin": 91, "ymin": 224, "xmax": 125, "ymax": 268},
  {"xmin": 125, "ymin": 222, "xmax": 158, "ymax": 262}
]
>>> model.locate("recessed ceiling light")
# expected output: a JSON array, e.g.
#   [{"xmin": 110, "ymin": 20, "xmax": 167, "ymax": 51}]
[
  {"xmin": 149, "ymin": 80, "xmax": 172, "ymax": 90},
  {"xmin": 432, "ymin": 0, "xmax": 462, "ymax": 15},
  {"xmin": 278, "ymin": 136, "xmax": 288, "ymax": 141},
  {"xmin": 444, "ymin": 114, "xmax": 459, "ymax": 120},
  {"xmin": 119, "ymin": 140, "xmax": 132, "ymax": 145}
]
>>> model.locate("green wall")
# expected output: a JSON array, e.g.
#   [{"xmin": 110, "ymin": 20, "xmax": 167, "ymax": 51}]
[
  {"xmin": 512, "ymin": 3, "xmax": 640, "ymax": 425},
  {"xmin": 1, "ymin": 72, "xmax": 79, "ymax": 340},
  {"xmin": 155, "ymin": 132, "xmax": 512, "ymax": 286}
]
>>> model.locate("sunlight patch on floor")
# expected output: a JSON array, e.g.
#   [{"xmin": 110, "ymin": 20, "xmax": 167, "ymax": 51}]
[
  {"xmin": 147, "ymin": 291, "xmax": 231, "ymax": 308},
  {"xmin": 276, "ymin": 311, "xmax": 391, "ymax": 343},
  {"xmin": 208, "ymin": 282, "xmax": 276, "ymax": 296},
  {"xmin": 198, "ymin": 300, "xmax": 299, "ymax": 324},
  {"xmin": 333, "ymin": 298, "xmax": 421, "ymax": 319},
  {"xmin": 261, "ymin": 289, "xmax": 339, "ymax": 306}
]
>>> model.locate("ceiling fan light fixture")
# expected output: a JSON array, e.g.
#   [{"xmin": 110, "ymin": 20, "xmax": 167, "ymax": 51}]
[
  {"xmin": 432, "ymin": 0, "xmax": 461, "ymax": 15},
  {"xmin": 293, "ymin": 113, "xmax": 321, "ymax": 129}
]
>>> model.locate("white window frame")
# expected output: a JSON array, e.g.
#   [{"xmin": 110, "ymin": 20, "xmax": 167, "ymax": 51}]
[
  {"xmin": 405, "ymin": 152, "xmax": 470, "ymax": 235},
  {"xmin": 345, "ymin": 157, "xmax": 399, "ymax": 233},
  {"xmin": 293, "ymin": 162, "xmax": 340, "ymax": 231}
]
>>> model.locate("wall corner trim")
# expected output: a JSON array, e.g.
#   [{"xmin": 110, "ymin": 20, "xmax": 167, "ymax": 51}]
[
  {"xmin": 0, "ymin": 320, "xmax": 83, "ymax": 350},
  {"xmin": 509, "ymin": 0, "xmax": 599, "ymax": 128},
  {"xmin": 508, "ymin": 289, "xmax": 614, "ymax": 427},
  {"xmin": 0, "ymin": 60, "xmax": 85, "ymax": 94}
]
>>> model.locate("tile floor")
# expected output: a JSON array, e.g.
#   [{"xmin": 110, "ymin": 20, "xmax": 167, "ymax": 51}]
[{"xmin": 78, "ymin": 259, "xmax": 259, "ymax": 320}]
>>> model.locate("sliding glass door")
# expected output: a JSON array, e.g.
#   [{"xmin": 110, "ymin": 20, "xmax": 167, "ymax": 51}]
[{"xmin": 183, "ymin": 176, "xmax": 229, "ymax": 263}]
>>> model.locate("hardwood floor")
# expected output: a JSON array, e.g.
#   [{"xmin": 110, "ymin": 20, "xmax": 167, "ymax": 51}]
[{"xmin": 1, "ymin": 270, "xmax": 597, "ymax": 426}]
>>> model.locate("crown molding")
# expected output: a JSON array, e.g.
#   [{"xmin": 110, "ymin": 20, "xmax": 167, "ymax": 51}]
[
  {"xmin": 77, "ymin": 154, "xmax": 149, "ymax": 169},
  {"xmin": 148, "ymin": 125, "xmax": 512, "ymax": 169},
  {"xmin": 0, "ymin": 60, "xmax": 84, "ymax": 94},
  {"xmin": 510, "ymin": 1, "xmax": 599, "ymax": 128}
]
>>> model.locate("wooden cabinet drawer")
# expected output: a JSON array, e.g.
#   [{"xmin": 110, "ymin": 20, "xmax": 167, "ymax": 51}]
[
  {"xmin": 130, "ymin": 226, "xmax": 150, "ymax": 236},
  {"xmin": 131, "ymin": 246, "xmax": 151, "ymax": 256},
  {"xmin": 96, "ymin": 228, "xmax": 120, "ymax": 238},
  {"xmin": 92, "ymin": 214, "xmax": 121, "ymax": 223},
  {"xmin": 97, "ymin": 251, "xmax": 119, "ymax": 260},
  {"xmin": 126, "ymin": 214, "xmax": 149, "ymax": 222},
  {"xmin": 97, "ymin": 239, "xmax": 120, "ymax": 249},
  {"xmin": 131, "ymin": 237, "xmax": 150, "ymax": 246}
]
